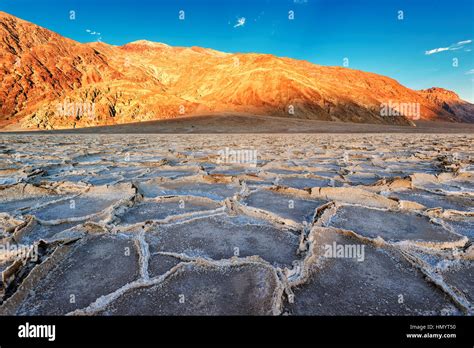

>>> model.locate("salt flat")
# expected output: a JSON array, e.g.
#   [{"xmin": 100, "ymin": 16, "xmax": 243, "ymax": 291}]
[{"xmin": 0, "ymin": 133, "xmax": 473, "ymax": 315}]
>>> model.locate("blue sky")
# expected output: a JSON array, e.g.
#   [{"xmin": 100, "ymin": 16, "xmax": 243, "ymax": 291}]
[{"xmin": 1, "ymin": 0, "xmax": 473, "ymax": 102}]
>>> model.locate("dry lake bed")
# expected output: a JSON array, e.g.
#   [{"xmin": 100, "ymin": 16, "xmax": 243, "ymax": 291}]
[{"xmin": 0, "ymin": 133, "xmax": 473, "ymax": 315}]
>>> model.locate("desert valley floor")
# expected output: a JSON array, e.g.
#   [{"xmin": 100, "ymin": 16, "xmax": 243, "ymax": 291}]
[{"xmin": 0, "ymin": 133, "xmax": 473, "ymax": 315}]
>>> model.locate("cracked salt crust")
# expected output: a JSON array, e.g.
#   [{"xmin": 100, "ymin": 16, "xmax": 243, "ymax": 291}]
[{"xmin": 0, "ymin": 133, "xmax": 472, "ymax": 315}]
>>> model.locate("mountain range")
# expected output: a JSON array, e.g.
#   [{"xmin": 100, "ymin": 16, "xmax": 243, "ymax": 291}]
[{"xmin": 0, "ymin": 11, "xmax": 473, "ymax": 130}]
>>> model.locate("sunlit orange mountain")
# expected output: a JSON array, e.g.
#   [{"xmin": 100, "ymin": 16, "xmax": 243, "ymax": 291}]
[{"xmin": 0, "ymin": 11, "xmax": 473, "ymax": 130}]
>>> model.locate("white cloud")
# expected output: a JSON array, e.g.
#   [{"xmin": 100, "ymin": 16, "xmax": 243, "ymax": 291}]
[
  {"xmin": 234, "ymin": 17, "xmax": 246, "ymax": 28},
  {"xmin": 85, "ymin": 29, "xmax": 101, "ymax": 37},
  {"xmin": 466, "ymin": 69, "xmax": 474, "ymax": 75},
  {"xmin": 425, "ymin": 39, "xmax": 472, "ymax": 55},
  {"xmin": 425, "ymin": 47, "xmax": 450, "ymax": 55}
]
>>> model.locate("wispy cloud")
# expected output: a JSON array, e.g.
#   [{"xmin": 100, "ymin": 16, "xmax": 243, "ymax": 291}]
[
  {"xmin": 425, "ymin": 39, "xmax": 472, "ymax": 55},
  {"xmin": 234, "ymin": 17, "xmax": 246, "ymax": 28},
  {"xmin": 86, "ymin": 29, "xmax": 101, "ymax": 36},
  {"xmin": 466, "ymin": 69, "xmax": 474, "ymax": 75},
  {"xmin": 425, "ymin": 47, "xmax": 450, "ymax": 55},
  {"xmin": 85, "ymin": 28, "xmax": 102, "ymax": 41}
]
